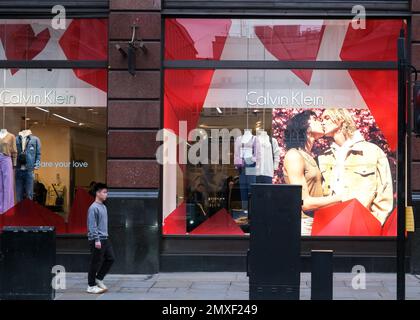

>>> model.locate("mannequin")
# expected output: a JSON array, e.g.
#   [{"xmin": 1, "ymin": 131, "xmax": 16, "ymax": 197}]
[
  {"xmin": 33, "ymin": 173, "xmax": 47, "ymax": 206},
  {"xmin": 255, "ymin": 129, "xmax": 280, "ymax": 184},
  {"xmin": 15, "ymin": 128, "xmax": 41, "ymax": 202},
  {"xmin": 0, "ymin": 128, "xmax": 8, "ymax": 139},
  {"xmin": 47, "ymin": 173, "xmax": 65, "ymax": 211},
  {"xmin": 0, "ymin": 128, "xmax": 17, "ymax": 214},
  {"xmin": 234, "ymin": 129, "xmax": 256, "ymax": 211}
]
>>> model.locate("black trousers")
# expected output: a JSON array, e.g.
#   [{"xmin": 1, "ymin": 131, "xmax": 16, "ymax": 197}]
[{"xmin": 88, "ymin": 239, "xmax": 115, "ymax": 287}]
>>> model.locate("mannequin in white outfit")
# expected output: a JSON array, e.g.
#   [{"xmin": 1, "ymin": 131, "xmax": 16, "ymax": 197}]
[
  {"xmin": 233, "ymin": 129, "xmax": 256, "ymax": 211},
  {"xmin": 255, "ymin": 129, "xmax": 280, "ymax": 183}
]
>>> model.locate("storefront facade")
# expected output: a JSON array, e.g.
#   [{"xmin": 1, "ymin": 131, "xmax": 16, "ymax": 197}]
[{"xmin": 0, "ymin": 0, "xmax": 419, "ymax": 274}]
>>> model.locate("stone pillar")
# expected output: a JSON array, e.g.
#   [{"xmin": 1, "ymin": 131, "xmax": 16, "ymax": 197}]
[{"xmin": 106, "ymin": 0, "xmax": 162, "ymax": 273}]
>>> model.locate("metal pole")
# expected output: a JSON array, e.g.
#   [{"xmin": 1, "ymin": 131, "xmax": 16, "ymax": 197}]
[{"xmin": 397, "ymin": 29, "xmax": 407, "ymax": 301}]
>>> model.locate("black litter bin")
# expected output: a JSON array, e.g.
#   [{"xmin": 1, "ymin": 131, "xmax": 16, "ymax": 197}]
[{"xmin": 0, "ymin": 226, "xmax": 56, "ymax": 300}]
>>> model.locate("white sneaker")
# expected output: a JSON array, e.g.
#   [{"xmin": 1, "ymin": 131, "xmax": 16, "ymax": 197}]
[
  {"xmin": 95, "ymin": 278, "xmax": 108, "ymax": 291},
  {"xmin": 86, "ymin": 285, "xmax": 106, "ymax": 294}
]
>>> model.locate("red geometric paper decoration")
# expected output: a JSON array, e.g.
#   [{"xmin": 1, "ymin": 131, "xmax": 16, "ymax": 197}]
[
  {"xmin": 255, "ymin": 24, "xmax": 325, "ymax": 85},
  {"xmin": 163, "ymin": 202, "xmax": 187, "ymax": 235},
  {"xmin": 67, "ymin": 187, "xmax": 94, "ymax": 234},
  {"xmin": 189, "ymin": 208, "xmax": 244, "ymax": 235},
  {"xmin": 381, "ymin": 208, "xmax": 397, "ymax": 236},
  {"xmin": 312, "ymin": 199, "xmax": 382, "ymax": 236},
  {"xmin": 0, "ymin": 199, "xmax": 67, "ymax": 234}
]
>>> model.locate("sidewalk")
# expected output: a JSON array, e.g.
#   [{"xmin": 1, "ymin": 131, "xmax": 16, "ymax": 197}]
[{"xmin": 55, "ymin": 272, "xmax": 420, "ymax": 300}]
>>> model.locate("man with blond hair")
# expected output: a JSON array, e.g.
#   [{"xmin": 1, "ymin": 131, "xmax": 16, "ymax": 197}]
[{"xmin": 318, "ymin": 108, "xmax": 393, "ymax": 225}]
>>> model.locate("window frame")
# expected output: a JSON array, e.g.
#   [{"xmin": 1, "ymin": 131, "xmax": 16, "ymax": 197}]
[{"xmin": 160, "ymin": 16, "xmax": 409, "ymax": 239}]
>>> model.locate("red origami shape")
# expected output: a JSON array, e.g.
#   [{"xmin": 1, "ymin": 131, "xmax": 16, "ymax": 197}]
[
  {"xmin": 381, "ymin": 208, "xmax": 397, "ymax": 236},
  {"xmin": 0, "ymin": 24, "xmax": 51, "ymax": 74},
  {"xmin": 255, "ymin": 24, "xmax": 325, "ymax": 85},
  {"xmin": 311, "ymin": 199, "xmax": 382, "ymax": 236},
  {"xmin": 163, "ymin": 202, "xmax": 187, "ymax": 235},
  {"xmin": 67, "ymin": 187, "xmax": 94, "ymax": 234},
  {"xmin": 59, "ymin": 19, "xmax": 108, "ymax": 92},
  {"xmin": 189, "ymin": 208, "xmax": 244, "ymax": 235},
  {"xmin": 0, "ymin": 199, "xmax": 67, "ymax": 234}
]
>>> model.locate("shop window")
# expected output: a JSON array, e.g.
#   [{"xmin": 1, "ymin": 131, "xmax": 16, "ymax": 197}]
[
  {"xmin": 0, "ymin": 19, "xmax": 107, "ymax": 235},
  {"xmin": 163, "ymin": 18, "xmax": 404, "ymax": 237},
  {"xmin": 165, "ymin": 19, "xmax": 404, "ymax": 62},
  {"xmin": 0, "ymin": 19, "xmax": 107, "ymax": 61}
]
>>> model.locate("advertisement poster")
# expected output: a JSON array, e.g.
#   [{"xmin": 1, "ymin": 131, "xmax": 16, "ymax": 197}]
[{"xmin": 162, "ymin": 18, "xmax": 402, "ymax": 236}]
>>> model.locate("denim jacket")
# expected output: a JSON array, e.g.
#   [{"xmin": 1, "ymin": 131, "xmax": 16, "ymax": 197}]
[{"xmin": 16, "ymin": 135, "xmax": 41, "ymax": 171}]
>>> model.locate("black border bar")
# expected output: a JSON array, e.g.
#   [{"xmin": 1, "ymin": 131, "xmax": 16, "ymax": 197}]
[
  {"xmin": 0, "ymin": 60, "xmax": 108, "ymax": 69},
  {"xmin": 163, "ymin": 60, "xmax": 398, "ymax": 70}
]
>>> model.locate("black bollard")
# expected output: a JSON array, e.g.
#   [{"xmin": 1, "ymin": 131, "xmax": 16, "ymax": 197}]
[{"xmin": 311, "ymin": 250, "xmax": 333, "ymax": 300}]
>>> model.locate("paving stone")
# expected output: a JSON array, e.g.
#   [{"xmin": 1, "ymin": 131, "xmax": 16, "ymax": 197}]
[
  {"xmin": 117, "ymin": 280, "xmax": 155, "ymax": 288},
  {"xmin": 118, "ymin": 287, "xmax": 149, "ymax": 293},
  {"xmin": 98, "ymin": 292, "xmax": 145, "ymax": 300},
  {"xmin": 153, "ymin": 281, "xmax": 193, "ymax": 288},
  {"xmin": 191, "ymin": 282, "xmax": 230, "ymax": 291},
  {"xmin": 224, "ymin": 292, "xmax": 249, "ymax": 300},
  {"xmin": 55, "ymin": 292, "xmax": 101, "ymax": 300},
  {"xmin": 148, "ymin": 287, "xmax": 178, "ymax": 294},
  {"xmin": 228, "ymin": 285, "xmax": 249, "ymax": 293}
]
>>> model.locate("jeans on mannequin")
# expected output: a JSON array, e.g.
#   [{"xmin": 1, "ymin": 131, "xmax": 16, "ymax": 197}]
[
  {"xmin": 256, "ymin": 175, "xmax": 273, "ymax": 184},
  {"xmin": 15, "ymin": 169, "xmax": 34, "ymax": 202},
  {"xmin": 238, "ymin": 162, "xmax": 256, "ymax": 212}
]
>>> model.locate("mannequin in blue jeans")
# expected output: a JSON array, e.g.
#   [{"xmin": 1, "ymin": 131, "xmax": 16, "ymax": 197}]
[
  {"xmin": 15, "ymin": 130, "xmax": 41, "ymax": 201},
  {"xmin": 234, "ymin": 131, "xmax": 257, "ymax": 212},
  {"xmin": 15, "ymin": 169, "xmax": 35, "ymax": 201},
  {"xmin": 238, "ymin": 162, "xmax": 256, "ymax": 211}
]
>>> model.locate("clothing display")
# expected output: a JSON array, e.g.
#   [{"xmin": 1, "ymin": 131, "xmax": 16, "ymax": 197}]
[
  {"xmin": 0, "ymin": 130, "xmax": 17, "ymax": 214},
  {"xmin": 15, "ymin": 130, "xmax": 41, "ymax": 202},
  {"xmin": 255, "ymin": 175, "xmax": 272, "ymax": 183},
  {"xmin": 234, "ymin": 131, "xmax": 257, "ymax": 211},
  {"xmin": 238, "ymin": 163, "xmax": 256, "ymax": 211},
  {"xmin": 0, "ymin": 154, "xmax": 14, "ymax": 214},
  {"xmin": 45, "ymin": 183, "xmax": 66, "ymax": 213},
  {"xmin": 16, "ymin": 130, "xmax": 41, "ymax": 171},
  {"xmin": 0, "ymin": 131, "xmax": 17, "ymax": 166},
  {"xmin": 234, "ymin": 131, "xmax": 256, "ymax": 168},
  {"xmin": 33, "ymin": 180, "xmax": 47, "ymax": 206},
  {"xmin": 46, "ymin": 183, "xmax": 66, "ymax": 207},
  {"xmin": 15, "ymin": 169, "xmax": 35, "ymax": 201},
  {"xmin": 255, "ymin": 130, "xmax": 280, "ymax": 182}
]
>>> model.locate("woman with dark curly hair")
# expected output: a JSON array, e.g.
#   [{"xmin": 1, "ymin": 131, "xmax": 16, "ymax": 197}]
[{"xmin": 283, "ymin": 110, "xmax": 341, "ymax": 235}]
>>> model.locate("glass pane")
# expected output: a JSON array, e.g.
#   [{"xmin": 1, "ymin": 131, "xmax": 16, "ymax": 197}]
[
  {"xmin": 162, "ymin": 69, "xmax": 397, "ymax": 237},
  {"xmin": 165, "ymin": 19, "xmax": 405, "ymax": 62},
  {"xmin": 0, "ymin": 19, "xmax": 108, "ymax": 61},
  {"xmin": 0, "ymin": 69, "xmax": 107, "ymax": 234}
]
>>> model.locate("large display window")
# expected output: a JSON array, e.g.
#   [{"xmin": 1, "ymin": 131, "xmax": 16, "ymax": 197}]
[
  {"xmin": 162, "ymin": 18, "xmax": 404, "ymax": 237},
  {"xmin": 0, "ymin": 19, "xmax": 107, "ymax": 234}
]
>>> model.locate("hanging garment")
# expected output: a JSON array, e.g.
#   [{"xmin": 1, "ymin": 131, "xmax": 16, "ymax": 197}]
[
  {"xmin": 46, "ymin": 183, "xmax": 65, "ymax": 207},
  {"xmin": 0, "ymin": 153, "xmax": 14, "ymax": 214},
  {"xmin": 16, "ymin": 133, "xmax": 41, "ymax": 171},
  {"xmin": 0, "ymin": 133, "xmax": 17, "ymax": 167},
  {"xmin": 255, "ymin": 133, "xmax": 280, "ymax": 178},
  {"xmin": 234, "ymin": 135, "xmax": 256, "ymax": 167}
]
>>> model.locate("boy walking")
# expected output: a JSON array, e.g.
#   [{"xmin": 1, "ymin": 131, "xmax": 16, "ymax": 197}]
[{"xmin": 86, "ymin": 183, "xmax": 115, "ymax": 294}]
